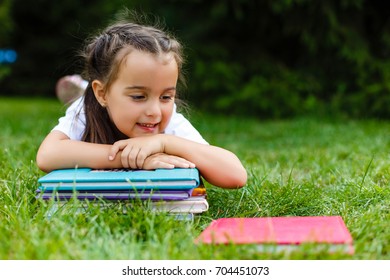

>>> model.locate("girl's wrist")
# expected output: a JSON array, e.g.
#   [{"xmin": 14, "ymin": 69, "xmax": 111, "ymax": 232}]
[{"xmin": 159, "ymin": 133, "xmax": 170, "ymax": 153}]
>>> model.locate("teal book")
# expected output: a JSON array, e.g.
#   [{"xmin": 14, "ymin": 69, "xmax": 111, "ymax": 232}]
[{"xmin": 38, "ymin": 168, "xmax": 200, "ymax": 191}]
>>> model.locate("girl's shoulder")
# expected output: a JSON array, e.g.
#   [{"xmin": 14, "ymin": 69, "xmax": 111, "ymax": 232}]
[{"xmin": 66, "ymin": 96, "xmax": 85, "ymax": 115}]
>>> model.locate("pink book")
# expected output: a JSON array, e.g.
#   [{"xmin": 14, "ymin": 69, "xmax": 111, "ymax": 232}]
[{"xmin": 195, "ymin": 216, "xmax": 354, "ymax": 254}]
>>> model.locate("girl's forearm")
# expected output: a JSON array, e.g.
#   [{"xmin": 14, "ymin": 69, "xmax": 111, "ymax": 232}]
[
  {"xmin": 37, "ymin": 137, "xmax": 122, "ymax": 172},
  {"xmin": 162, "ymin": 135, "xmax": 247, "ymax": 188}
]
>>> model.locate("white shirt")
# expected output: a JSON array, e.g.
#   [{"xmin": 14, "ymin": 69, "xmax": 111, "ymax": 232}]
[{"xmin": 52, "ymin": 97, "xmax": 208, "ymax": 144}]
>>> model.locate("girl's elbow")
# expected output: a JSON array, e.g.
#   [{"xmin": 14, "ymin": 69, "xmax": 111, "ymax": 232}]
[
  {"xmin": 231, "ymin": 168, "xmax": 248, "ymax": 188},
  {"xmin": 36, "ymin": 149, "xmax": 54, "ymax": 173},
  {"xmin": 237, "ymin": 176, "xmax": 248, "ymax": 189},
  {"xmin": 36, "ymin": 156, "xmax": 49, "ymax": 173},
  {"xmin": 219, "ymin": 167, "xmax": 247, "ymax": 189}
]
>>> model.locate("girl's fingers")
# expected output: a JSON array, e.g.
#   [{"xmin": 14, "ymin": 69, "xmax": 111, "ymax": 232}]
[
  {"xmin": 136, "ymin": 150, "xmax": 150, "ymax": 169},
  {"xmin": 126, "ymin": 146, "xmax": 143, "ymax": 169},
  {"xmin": 143, "ymin": 154, "xmax": 196, "ymax": 169},
  {"xmin": 167, "ymin": 158, "xmax": 194, "ymax": 168},
  {"xmin": 110, "ymin": 138, "xmax": 194, "ymax": 170},
  {"xmin": 108, "ymin": 140, "xmax": 126, "ymax": 161},
  {"xmin": 168, "ymin": 155, "xmax": 195, "ymax": 168},
  {"xmin": 119, "ymin": 146, "xmax": 131, "ymax": 168},
  {"xmin": 154, "ymin": 162, "xmax": 175, "ymax": 169}
]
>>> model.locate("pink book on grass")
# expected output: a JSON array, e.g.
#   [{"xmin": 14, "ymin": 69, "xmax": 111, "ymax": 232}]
[{"xmin": 195, "ymin": 216, "xmax": 354, "ymax": 254}]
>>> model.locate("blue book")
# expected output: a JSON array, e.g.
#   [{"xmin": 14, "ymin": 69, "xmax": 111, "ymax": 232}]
[{"xmin": 38, "ymin": 168, "xmax": 200, "ymax": 191}]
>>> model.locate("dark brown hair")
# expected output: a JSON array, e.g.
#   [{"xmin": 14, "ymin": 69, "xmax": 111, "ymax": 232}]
[{"xmin": 80, "ymin": 15, "xmax": 185, "ymax": 144}]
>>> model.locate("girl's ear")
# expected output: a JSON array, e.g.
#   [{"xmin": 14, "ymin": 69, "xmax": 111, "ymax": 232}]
[{"xmin": 91, "ymin": 80, "xmax": 107, "ymax": 107}]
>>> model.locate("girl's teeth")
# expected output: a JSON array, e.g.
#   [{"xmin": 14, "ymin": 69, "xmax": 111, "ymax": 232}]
[{"xmin": 141, "ymin": 123, "xmax": 155, "ymax": 127}]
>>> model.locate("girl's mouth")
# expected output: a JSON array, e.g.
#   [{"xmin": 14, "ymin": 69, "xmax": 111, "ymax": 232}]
[
  {"xmin": 137, "ymin": 122, "xmax": 159, "ymax": 132},
  {"xmin": 138, "ymin": 123, "xmax": 157, "ymax": 128}
]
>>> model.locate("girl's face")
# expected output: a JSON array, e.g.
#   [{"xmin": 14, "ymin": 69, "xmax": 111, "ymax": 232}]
[{"xmin": 95, "ymin": 50, "xmax": 178, "ymax": 138}]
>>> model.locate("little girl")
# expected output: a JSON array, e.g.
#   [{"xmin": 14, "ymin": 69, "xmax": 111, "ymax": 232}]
[{"xmin": 36, "ymin": 18, "xmax": 247, "ymax": 189}]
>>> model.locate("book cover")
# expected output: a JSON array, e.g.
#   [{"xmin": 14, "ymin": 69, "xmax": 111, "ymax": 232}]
[
  {"xmin": 38, "ymin": 168, "xmax": 200, "ymax": 191},
  {"xmin": 150, "ymin": 197, "xmax": 209, "ymax": 214},
  {"xmin": 195, "ymin": 216, "xmax": 354, "ymax": 254},
  {"xmin": 45, "ymin": 202, "xmax": 196, "ymax": 221},
  {"xmin": 191, "ymin": 179, "xmax": 207, "ymax": 197},
  {"xmin": 37, "ymin": 189, "xmax": 193, "ymax": 201},
  {"xmin": 45, "ymin": 196, "xmax": 208, "ymax": 217}
]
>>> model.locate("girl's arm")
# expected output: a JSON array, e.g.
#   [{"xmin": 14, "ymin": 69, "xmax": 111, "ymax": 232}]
[
  {"xmin": 37, "ymin": 131, "xmax": 247, "ymax": 189},
  {"xmin": 36, "ymin": 131, "xmax": 122, "ymax": 172},
  {"xmin": 36, "ymin": 131, "xmax": 195, "ymax": 172},
  {"xmin": 110, "ymin": 134, "xmax": 247, "ymax": 189}
]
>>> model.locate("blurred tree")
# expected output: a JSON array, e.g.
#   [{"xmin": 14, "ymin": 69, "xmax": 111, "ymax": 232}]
[
  {"xmin": 0, "ymin": 0, "xmax": 14, "ymax": 81},
  {"xmin": 160, "ymin": 0, "xmax": 390, "ymax": 118},
  {"xmin": 0, "ymin": 0, "xmax": 13, "ymax": 44},
  {"xmin": 2, "ymin": 0, "xmax": 390, "ymax": 118},
  {"xmin": 3, "ymin": 0, "xmax": 127, "ymax": 97}
]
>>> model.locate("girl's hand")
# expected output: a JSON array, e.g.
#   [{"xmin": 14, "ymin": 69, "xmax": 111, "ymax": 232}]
[
  {"xmin": 143, "ymin": 153, "xmax": 196, "ymax": 170},
  {"xmin": 108, "ymin": 136, "xmax": 166, "ymax": 169}
]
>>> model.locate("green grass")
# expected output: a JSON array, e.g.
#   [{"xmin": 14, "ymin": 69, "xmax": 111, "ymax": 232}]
[{"xmin": 0, "ymin": 97, "xmax": 389, "ymax": 259}]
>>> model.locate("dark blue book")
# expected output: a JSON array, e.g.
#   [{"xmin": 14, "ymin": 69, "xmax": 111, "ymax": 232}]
[
  {"xmin": 36, "ymin": 189, "xmax": 194, "ymax": 201},
  {"xmin": 37, "ymin": 168, "xmax": 200, "ymax": 191}
]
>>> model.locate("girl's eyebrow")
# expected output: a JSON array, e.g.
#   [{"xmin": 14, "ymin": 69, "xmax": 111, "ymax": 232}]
[
  {"xmin": 125, "ymin": 86, "xmax": 148, "ymax": 91},
  {"xmin": 164, "ymin": 86, "xmax": 177, "ymax": 92},
  {"xmin": 125, "ymin": 86, "xmax": 176, "ymax": 92}
]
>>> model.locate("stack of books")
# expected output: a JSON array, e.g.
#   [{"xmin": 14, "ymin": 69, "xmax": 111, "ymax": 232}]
[{"xmin": 36, "ymin": 168, "xmax": 208, "ymax": 220}]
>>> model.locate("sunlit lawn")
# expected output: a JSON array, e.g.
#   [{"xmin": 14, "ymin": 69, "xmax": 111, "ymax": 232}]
[{"xmin": 0, "ymin": 97, "xmax": 389, "ymax": 259}]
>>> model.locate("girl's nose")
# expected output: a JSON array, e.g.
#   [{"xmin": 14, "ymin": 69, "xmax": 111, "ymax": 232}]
[{"xmin": 145, "ymin": 99, "xmax": 162, "ymax": 117}]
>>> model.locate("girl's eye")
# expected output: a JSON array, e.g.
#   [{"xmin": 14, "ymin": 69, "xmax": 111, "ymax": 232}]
[
  {"xmin": 130, "ymin": 95, "xmax": 146, "ymax": 101},
  {"xmin": 160, "ymin": 95, "xmax": 174, "ymax": 102}
]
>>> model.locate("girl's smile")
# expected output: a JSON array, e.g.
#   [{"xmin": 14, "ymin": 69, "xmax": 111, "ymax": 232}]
[{"xmin": 137, "ymin": 122, "xmax": 159, "ymax": 133}]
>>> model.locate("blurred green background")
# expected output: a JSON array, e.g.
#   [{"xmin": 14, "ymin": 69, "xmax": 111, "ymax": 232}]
[{"xmin": 1, "ymin": 0, "xmax": 390, "ymax": 118}]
